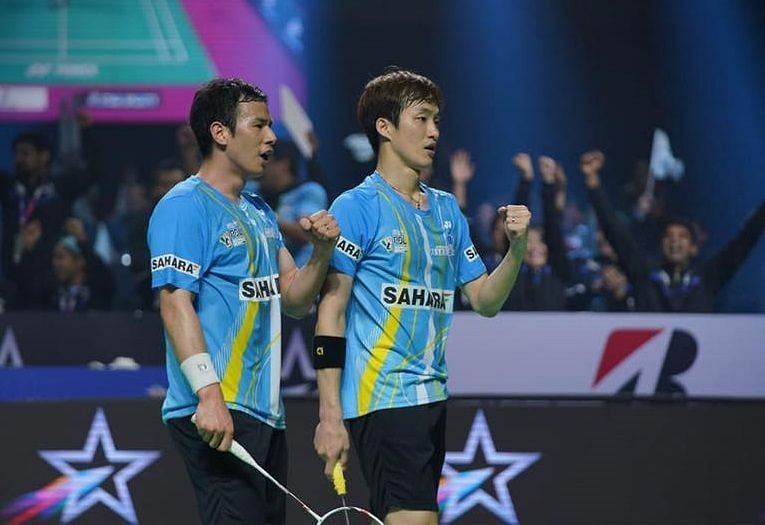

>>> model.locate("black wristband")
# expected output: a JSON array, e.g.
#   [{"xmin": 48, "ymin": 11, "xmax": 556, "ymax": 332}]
[{"xmin": 312, "ymin": 335, "xmax": 346, "ymax": 369}]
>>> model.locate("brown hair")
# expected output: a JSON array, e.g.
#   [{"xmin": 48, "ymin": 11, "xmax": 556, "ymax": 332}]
[{"xmin": 357, "ymin": 67, "xmax": 443, "ymax": 153}]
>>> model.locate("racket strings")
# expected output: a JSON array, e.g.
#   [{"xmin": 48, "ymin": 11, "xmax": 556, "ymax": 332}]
[{"xmin": 317, "ymin": 506, "xmax": 381, "ymax": 525}]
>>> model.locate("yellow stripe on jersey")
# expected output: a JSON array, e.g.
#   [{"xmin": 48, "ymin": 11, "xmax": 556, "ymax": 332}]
[
  {"xmin": 384, "ymin": 325, "xmax": 450, "ymax": 408},
  {"xmin": 221, "ymin": 301, "xmax": 260, "ymax": 401},
  {"xmin": 243, "ymin": 330, "xmax": 281, "ymax": 406},
  {"xmin": 358, "ymin": 192, "xmax": 412, "ymax": 416},
  {"xmin": 200, "ymin": 184, "xmax": 262, "ymax": 403}
]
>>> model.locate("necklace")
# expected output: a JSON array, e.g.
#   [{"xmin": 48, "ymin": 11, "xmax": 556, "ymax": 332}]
[{"xmin": 388, "ymin": 181, "xmax": 424, "ymax": 209}]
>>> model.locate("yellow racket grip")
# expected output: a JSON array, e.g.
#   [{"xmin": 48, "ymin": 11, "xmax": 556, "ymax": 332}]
[{"xmin": 332, "ymin": 462, "xmax": 347, "ymax": 496}]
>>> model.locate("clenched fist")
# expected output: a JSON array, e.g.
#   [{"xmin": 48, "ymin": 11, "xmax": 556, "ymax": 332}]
[
  {"xmin": 300, "ymin": 210, "xmax": 340, "ymax": 251},
  {"xmin": 497, "ymin": 204, "xmax": 531, "ymax": 241}
]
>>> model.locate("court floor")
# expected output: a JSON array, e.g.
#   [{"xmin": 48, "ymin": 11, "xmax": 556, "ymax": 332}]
[{"xmin": 0, "ymin": 0, "xmax": 215, "ymax": 85}]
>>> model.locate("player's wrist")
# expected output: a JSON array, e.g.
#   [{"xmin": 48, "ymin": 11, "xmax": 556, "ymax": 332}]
[
  {"xmin": 180, "ymin": 353, "xmax": 220, "ymax": 393},
  {"xmin": 319, "ymin": 409, "xmax": 344, "ymax": 424},
  {"xmin": 311, "ymin": 241, "xmax": 335, "ymax": 258}
]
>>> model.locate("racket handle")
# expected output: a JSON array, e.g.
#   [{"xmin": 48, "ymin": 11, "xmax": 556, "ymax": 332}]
[{"xmin": 332, "ymin": 462, "xmax": 347, "ymax": 496}]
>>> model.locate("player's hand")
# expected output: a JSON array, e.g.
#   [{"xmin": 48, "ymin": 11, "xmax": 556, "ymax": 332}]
[
  {"xmin": 314, "ymin": 419, "xmax": 350, "ymax": 481},
  {"xmin": 497, "ymin": 204, "xmax": 531, "ymax": 241},
  {"xmin": 512, "ymin": 153, "xmax": 534, "ymax": 182},
  {"xmin": 300, "ymin": 210, "xmax": 340, "ymax": 251},
  {"xmin": 193, "ymin": 385, "xmax": 234, "ymax": 452}
]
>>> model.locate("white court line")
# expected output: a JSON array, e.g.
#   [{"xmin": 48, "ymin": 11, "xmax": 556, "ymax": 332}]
[
  {"xmin": 156, "ymin": 0, "xmax": 189, "ymax": 63},
  {"xmin": 140, "ymin": 0, "xmax": 172, "ymax": 62},
  {"xmin": 0, "ymin": 1, "xmax": 195, "ymax": 67},
  {"xmin": 57, "ymin": 1, "xmax": 68, "ymax": 60}
]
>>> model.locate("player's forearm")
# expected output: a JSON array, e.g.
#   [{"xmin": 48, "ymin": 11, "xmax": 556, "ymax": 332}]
[
  {"xmin": 315, "ymin": 293, "xmax": 347, "ymax": 421},
  {"xmin": 316, "ymin": 369, "xmax": 344, "ymax": 422},
  {"xmin": 160, "ymin": 290, "xmax": 209, "ymax": 362},
  {"xmin": 278, "ymin": 220, "xmax": 311, "ymax": 243},
  {"xmin": 473, "ymin": 234, "xmax": 527, "ymax": 316},
  {"xmin": 161, "ymin": 290, "xmax": 226, "ymax": 404},
  {"xmin": 280, "ymin": 247, "xmax": 332, "ymax": 318}
]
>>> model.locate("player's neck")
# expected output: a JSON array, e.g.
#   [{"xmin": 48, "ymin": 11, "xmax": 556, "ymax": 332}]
[
  {"xmin": 376, "ymin": 152, "xmax": 420, "ymax": 194},
  {"xmin": 198, "ymin": 158, "xmax": 246, "ymax": 202}
]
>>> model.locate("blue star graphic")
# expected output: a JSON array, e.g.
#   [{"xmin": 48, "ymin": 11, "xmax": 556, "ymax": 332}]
[
  {"xmin": 38, "ymin": 408, "xmax": 160, "ymax": 524},
  {"xmin": 440, "ymin": 409, "xmax": 540, "ymax": 524}
]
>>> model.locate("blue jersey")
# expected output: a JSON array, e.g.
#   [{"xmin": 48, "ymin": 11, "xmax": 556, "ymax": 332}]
[
  {"xmin": 148, "ymin": 176, "xmax": 286, "ymax": 428},
  {"xmin": 330, "ymin": 172, "xmax": 486, "ymax": 419}
]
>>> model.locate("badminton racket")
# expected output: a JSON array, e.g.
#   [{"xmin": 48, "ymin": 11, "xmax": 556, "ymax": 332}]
[{"xmin": 191, "ymin": 414, "xmax": 384, "ymax": 524}]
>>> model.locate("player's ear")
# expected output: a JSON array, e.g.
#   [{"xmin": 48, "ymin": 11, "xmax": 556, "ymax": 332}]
[
  {"xmin": 375, "ymin": 117, "xmax": 393, "ymax": 141},
  {"xmin": 209, "ymin": 121, "xmax": 230, "ymax": 149}
]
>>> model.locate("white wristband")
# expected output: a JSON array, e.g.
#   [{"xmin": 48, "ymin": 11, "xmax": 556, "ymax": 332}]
[{"xmin": 180, "ymin": 353, "xmax": 220, "ymax": 393}]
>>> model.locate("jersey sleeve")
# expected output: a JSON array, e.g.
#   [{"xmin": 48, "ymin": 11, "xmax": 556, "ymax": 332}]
[
  {"xmin": 328, "ymin": 191, "xmax": 372, "ymax": 277},
  {"xmin": 147, "ymin": 195, "xmax": 211, "ymax": 294},
  {"xmin": 452, "ymin": 199, "xmax": 487, "ymax": 286}
]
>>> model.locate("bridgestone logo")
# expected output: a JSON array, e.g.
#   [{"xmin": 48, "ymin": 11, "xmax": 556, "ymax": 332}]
[
  {"xmin": 151, "ymin": 254, "xmax": 200, "ymax": 278},
  {"xmin": 239, "ymin": 275, "xmax": 281, "ymax": 302},
  {"xmin": 381, "ymin": 284, "xmax": 454, "ymax": 313},
  {"xmin": 335, "ymin": 236, "xmax": 362, "ymax": 261}
]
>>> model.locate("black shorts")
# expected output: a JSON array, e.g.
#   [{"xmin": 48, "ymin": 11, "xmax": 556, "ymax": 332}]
[
  {"xmin": 167, "ymin": 411, "xmax": 287, "ymax": 525},
  {"xmin": 347, "ymin": 401, "xmax": 447, "ymax": 518}
]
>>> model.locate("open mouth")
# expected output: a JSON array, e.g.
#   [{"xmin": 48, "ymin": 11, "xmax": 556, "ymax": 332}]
[
  {"xmin": 424, "ymin": 144, "xmax": 436, "ymax": 156},
  {"xmin": 260, "ymin": 150, "xmax": 273, "ymax": 163}
]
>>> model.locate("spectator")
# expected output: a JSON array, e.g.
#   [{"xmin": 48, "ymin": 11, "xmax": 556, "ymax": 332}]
[
  {"xmin": 580, "ymin": 150, "xmax": 765, "ymax": 312},
  {"xmin": 497, "ymin": 154, "xmax": 570, "ymax": 311},
  {"xmin": 5, "ymin": 209, "xmax": 52, "ymax": 309},
  {"xmin": 1, "ymin": 133, "xmax": 68, "ymax": 273},
  {"xmin": 420, "ymin": 148, "xmax": 475, "ymax": 212},
  {"xmin": 47, "ymin": 231, "xmax": 114, "ymax": 312}
]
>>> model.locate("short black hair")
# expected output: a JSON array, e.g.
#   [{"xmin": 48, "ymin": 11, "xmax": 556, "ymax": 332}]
[
  {"xmin": 357, "ymin": 67, "xmax": 443, "ymax": 154},
  {"xmin": 13, "ymin": 132, "xmax": 52, "ymax": 155},
  {"xmin": 189, "ymin": 78, "xmax": 268, "ymax": 158},
  {"xmin": 662, "ymin": 217, "xmax": 700, "ymax": 245}
]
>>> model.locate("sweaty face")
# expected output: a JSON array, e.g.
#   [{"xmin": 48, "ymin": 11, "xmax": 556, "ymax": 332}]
[
  {"xmin": 385, "ymin": 101, "xmax": 440, "ymax": 171},
  {"xmin": 524, "ymin": 228, "xmax": 548, "ymax": 268},
  {"xmin": 225, "ymin": 101, "xmax": 276, "ymax": 177},
  {"xmin": 662, "ymin": 224, "xmax": 697, "ymax": 266}
]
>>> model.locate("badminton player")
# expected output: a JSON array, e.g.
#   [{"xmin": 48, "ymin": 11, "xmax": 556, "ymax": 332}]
[
  {"xmin": 148, "ymin": 78, "xmax": 339, "ymax": 525},
  {"xmin": 312, "ymin": 68, "xmax": 531, "ymax": 525}
]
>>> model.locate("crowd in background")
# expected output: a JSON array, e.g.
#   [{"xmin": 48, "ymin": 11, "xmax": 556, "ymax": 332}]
[{"xmin": 1, "ymin": 121, "xmax": 763, "ymax": 315}]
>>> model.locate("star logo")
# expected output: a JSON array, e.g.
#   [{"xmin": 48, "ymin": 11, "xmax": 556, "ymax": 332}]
[
  {"xmin": 438, "ymin": 410, "xmax": 540, "ymax": 524},
  {"xmin": 36, "ymin": 408, "xmax": 160, "ymax": 524}
]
